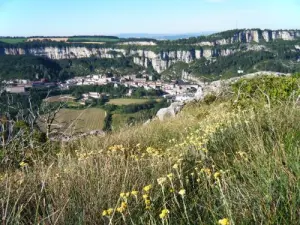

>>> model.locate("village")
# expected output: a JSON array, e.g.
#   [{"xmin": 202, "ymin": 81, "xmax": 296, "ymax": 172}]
[{"xmin": 2, "ymin": 73, "xmax": 202, "ymax": 102}]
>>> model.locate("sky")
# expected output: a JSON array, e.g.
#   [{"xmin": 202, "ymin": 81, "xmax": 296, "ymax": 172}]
[{"xmin": 0, "ymin": 0, "xmax": 299, "ymax": 36}]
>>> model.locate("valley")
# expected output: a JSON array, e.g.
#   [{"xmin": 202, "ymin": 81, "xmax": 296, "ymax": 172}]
[{"xmin": 1, "ymin": 28, "xmax": 300, "ymax": 225}]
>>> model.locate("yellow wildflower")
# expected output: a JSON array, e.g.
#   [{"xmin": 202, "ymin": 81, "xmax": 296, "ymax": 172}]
[
  {"xmin": 116, "ymin": 207, "xmax": 123, "ymax": 213},
  {"xmin": 157, "ymin": 177, "xmax": 167, "ymax": 185},
  {"xmin": 201, "ymin": 168, "xmax": 211, "ymax": 176},
  {"xmin": 142, "ymin": 194, "xmax": 149, "ymax": 199},
  {"xmin": 102, "ymin": 210, "xmax": 108, "ymax": 216},
  {"xmin": 218, "ymin": 218, "xmax": 230, "ymax": 225},
  {"xmin": 172, "ymin": 163, "xmax": 179, "ymax": 169},
  {"xmin": 159, "ymin": 208, "xmax": 169, "ymax": 219},
  {"xmin": 19, "ymin": 161, "xmax": 28, "ymax": 167},
  {"xmin": 143, "ymin": 184, "xmax": 152, "ymax": 192},
  {"xmin": 144, "ymin": 198, "xmax": 151, "ymax": 209},
  {"xmin": 107, "ymin": 208, "xmax": 113, "ymax": 215},
  {"xmin": 131, "ymin": 190, "xmax": 138, "ymax": 196},
  {"xmin": 145, "ymin": 199, "xmax": 151, "ymax": 205},
  {"xmin": 178, "ymin": 189, "xmax": 186, "ymax": 196},
  {"xmin": 117, "ymin": 202, "xmax": 127, "ymax": 213},
  {"xmin": 126, "ymin": 192, "xmax": 130, "ymax": 198},
  {"xmin": 121, "ymin": 202, "xmax": 127, "ymax": 208},
  {"xmin": 214, "ymin": 172, "xmax": 221, "ymax": 179},
  {"xmin": 120, "ymin": 192, "xmax": 126, "ymax": 198},
  {"xmin": 167, "ymin": 173, "xmax": 174, "ymax": 179},
  {"xmin": 102, "ymin": 208, "xmax": 113, "ymax": 216}
]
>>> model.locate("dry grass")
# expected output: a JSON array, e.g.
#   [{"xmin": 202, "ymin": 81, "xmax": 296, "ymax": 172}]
[{"xmin": 1, "ymin": 99, "xmax": 300, "ymax": 224}]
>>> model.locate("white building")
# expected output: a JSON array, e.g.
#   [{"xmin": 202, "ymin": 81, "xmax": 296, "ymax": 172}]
[{"xmin": 6, "ymin": 86, "xmax": 25, "ymax": 93}]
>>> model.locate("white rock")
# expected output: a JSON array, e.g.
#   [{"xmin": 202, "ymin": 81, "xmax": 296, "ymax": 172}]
[{"xmin": 156, "ymin": 102, "xmax": 185, "ymax": 121}]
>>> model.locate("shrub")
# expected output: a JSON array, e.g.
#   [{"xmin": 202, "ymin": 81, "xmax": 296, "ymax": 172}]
[{"xmin": 204, "ymin": 93, "xmax": 217, "ymax": 105}]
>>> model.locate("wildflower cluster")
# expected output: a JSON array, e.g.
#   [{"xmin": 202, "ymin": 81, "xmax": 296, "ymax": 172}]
[
  {"xmin": 159, "ymin": 208, "xmax": 169, "ymax": 219},
  {"xmin": 146, "ymin": 146, "xmax": 162, "ymax": 156},
  {"xmin": 177, "ymin": 122, "xmax": 223, "ymax": 154},
  {"xmin": 19, "ymin": 161, "xmax": 28, "ymax": 167},
  {"xmin": 108, "ymin": 144, "xmax": 126, "ymax": 153},
  {"xmin": 99, "ymin": 110, "xmax": 236, "ymax": 223},
  {"xmin": 218, "ymin": 218, "xmax": 230, "ymax": 225},
  {"xmin": 143, "ymin": 184, "xmax": 152, "ymax": 209},
  {"xmin": 102, "ymin": 208, "xmax": 113, "ymax": 217},
  {"xmin": 116, "ymin": 202, "xmax": 127, "ymax": 213},
  {"xmin": 75, "ymin": 150, "xmax": 98, "ymax": 161}
]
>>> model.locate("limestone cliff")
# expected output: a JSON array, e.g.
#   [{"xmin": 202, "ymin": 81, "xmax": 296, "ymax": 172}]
[
  {"xmin": 1, "ymin": 29, "xmax": 299, "ymax": 73},
  {"xmin": 196, "ymin": 29, "xmax": 300, "ymax": 46},
  {"xmin": 1, "ymin": 46, "xmax": 238, "ymax": 73}
]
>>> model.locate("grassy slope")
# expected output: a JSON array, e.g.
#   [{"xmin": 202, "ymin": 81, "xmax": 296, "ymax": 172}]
[{"xmin": 1, "ymin": 76, "xmax": 300, "ymax": 224}]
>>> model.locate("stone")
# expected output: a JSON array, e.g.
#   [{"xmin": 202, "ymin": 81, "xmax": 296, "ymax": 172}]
[{"xmin": 156, "ymin": 102, "xmax": 185, "ymax": 121}]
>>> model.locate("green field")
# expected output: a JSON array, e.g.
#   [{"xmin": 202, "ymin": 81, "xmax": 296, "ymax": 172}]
[
  {"xmin": 67, "ymin": 37, "xmax": 120, "ymax": 43},
  {"xmin": 108, "ymin": 98, "xmax": 152, "ymax": 105},
  {"xmin": 111, "ymin": 113, "xmax": 136, "ymax": 130},
  {"xmin": 39, "ymin": 108, "xmax": 106, "ymax": 135},
  {"xmin": 0, "ymin": 38, "xmax": 27, "ymax": 44}
]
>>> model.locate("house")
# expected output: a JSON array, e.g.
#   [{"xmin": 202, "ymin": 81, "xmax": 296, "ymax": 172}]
[
  {"xmin": 88, "ymin": 92, "xmax": 101, "ymax": 99},
  {"xmin": 126, "ymin": 89, "xmax": 133, "ymax": 97},
  {"xmin": 6, "ymin": 86, "xmax": 25, "ymax": 93},
  {"xmin": 134, "ymin": 78, "xmax": 147, "ymax": 83}
]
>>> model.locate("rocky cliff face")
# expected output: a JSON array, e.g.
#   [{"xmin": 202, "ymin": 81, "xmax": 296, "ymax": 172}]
[
  {"xmin": 1, "ymin": 46, "xmax": 238, "ymax": 73},
  {"xmin": 1, "ymin": 29, "xmax": 299, "ymax": 73},
  {"xmin": 196, "ymin": 29, "xmax": 300, "ymax": 46}
]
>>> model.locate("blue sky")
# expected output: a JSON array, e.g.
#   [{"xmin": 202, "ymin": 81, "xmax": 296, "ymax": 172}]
[{"xmin": 0, "ymin": 0, "xmax": 299, "ymax": 36}]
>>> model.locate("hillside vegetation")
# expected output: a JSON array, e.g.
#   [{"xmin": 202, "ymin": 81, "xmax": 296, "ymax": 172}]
[
  {"xmin": 162, "ymin": 48, "xmax": 300, "ymax": 81},
  {"xmin": 1, "ymin": 75, "xmax": 300, "ymax": 224},
  {"xmin": 0, "ymin": 56, "xmax": 145, "ymax": 81}
]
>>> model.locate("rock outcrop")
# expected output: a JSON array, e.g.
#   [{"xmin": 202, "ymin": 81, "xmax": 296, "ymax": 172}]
[
  {"xmin": 156, "ymin": 71, "xmax": 292, "ymax": 121},
  {"xmin": 156, "ymin": 102, "xmax": 185, "ymax": 121},
  {"xmin": 196, "ymin": 29, "xmax": 300, "ymax": 46}
]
